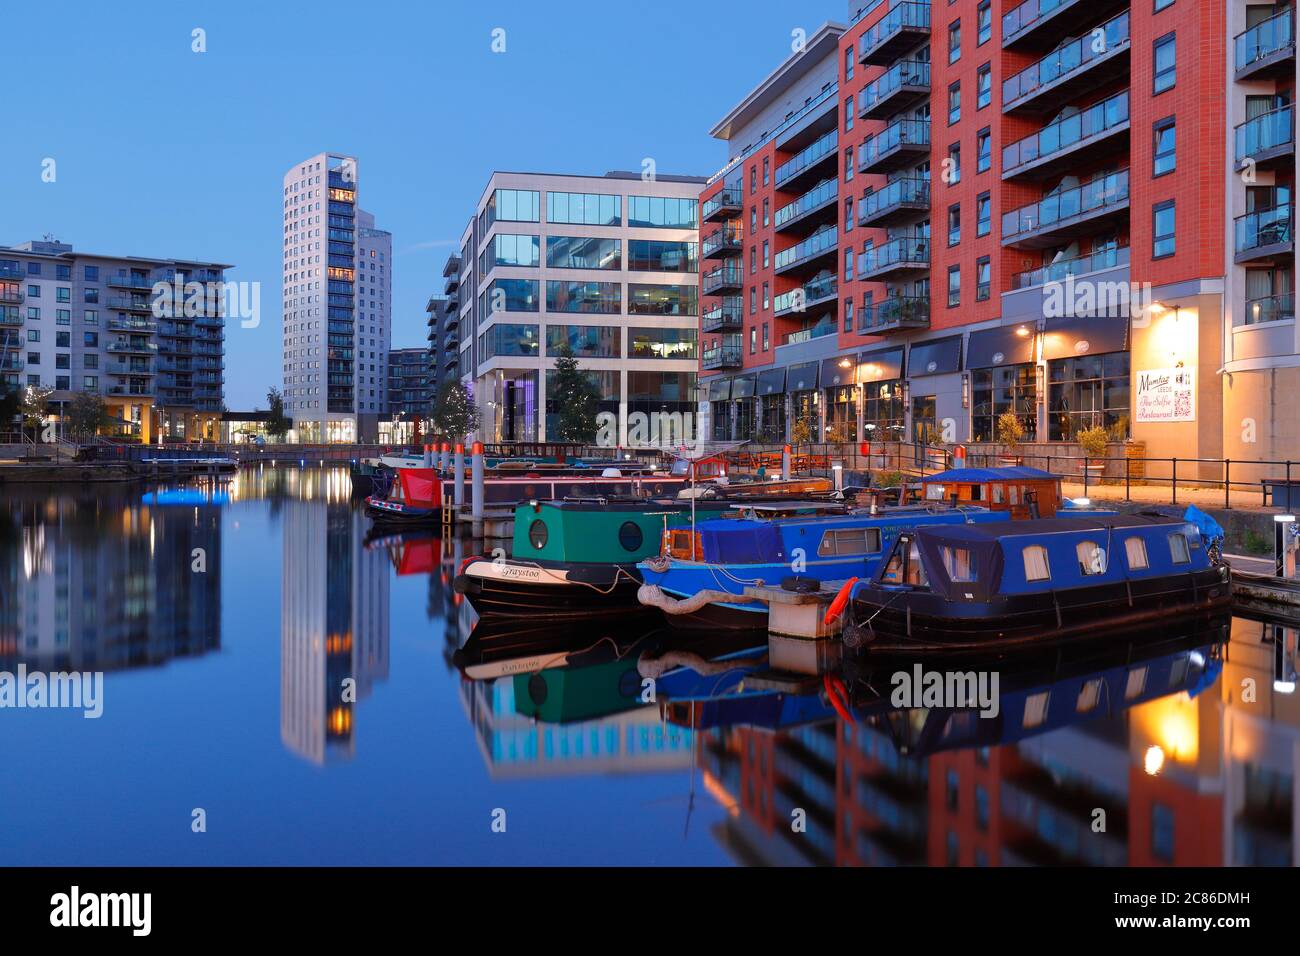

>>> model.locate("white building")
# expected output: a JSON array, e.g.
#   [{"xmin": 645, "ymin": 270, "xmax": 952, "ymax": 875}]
[{"xmin": 281, "ymin": 152, "xmax": 392, "ymax": 443}]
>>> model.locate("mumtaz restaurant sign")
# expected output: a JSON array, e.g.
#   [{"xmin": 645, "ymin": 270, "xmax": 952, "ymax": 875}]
[{"xmin": 1135, "ymin": 366, "xmax": 1196, "ymax": 423}]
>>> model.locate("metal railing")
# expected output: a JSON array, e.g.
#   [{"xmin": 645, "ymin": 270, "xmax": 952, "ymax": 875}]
[
  {"xmin": 1003, "ymin": 10, "xmax": 1129, "ymax": 107},
  {"xmin": 1002, "ymin": 169, "xmax": 1129, "ymax": 243},
  {"xmin": 1002, "ymin": 91, "xmax": 1128, "ymax": 175}
]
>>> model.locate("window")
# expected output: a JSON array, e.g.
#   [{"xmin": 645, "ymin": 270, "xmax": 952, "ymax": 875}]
[
  {"xmin": 1077, "ymin": 678, "xmax": 1103, "ymax": 712},
  {"xmin": 762, "ymin": 157, "xmax": 769, "ymax": 186},
  {"xmin": 977, "ymin": 128, "xmax": 991, "ymax": 173},
  {"xmin": 1125, "ymin": 666, "xmax": 1149, "ymax": 700},
  {"xmin": 948, "ymin": 82, "xmax": 961, "ymax": 125},
  {"xmin": 627, "ymin": 239, "xmax": 696, "ymax": 272},
  {"xmin": 977, "ymin": 64, "xmax": 991, "ymax": 110},
  {"xmin": 1169, "ymin": 532, "xmax": 1191, "ymax": 564},
  {"xmin": 947, "ymin": 265, "xmax": 960, "ymax": 306},
  {"xmin": 976, "ymin": 257, "xmax": 991, "ymax": 301},
  {"xmin": 491, "ymin": 233, "xmax": 541, "ymax": 268},
  {"xmin": 1023, "ymin": 691, "xmax": 1050, "ymax": 728},
  {"xmin": 26, "ymin": 329, "xmax": 38, "ymax": 342},
  {"xmin": 750, "ymin": 165, "xmax": 756, "ymax": 194},
  {"xmin": 1048, "ymin": 352, "xmax": 1131, "ymax": 441},
  {"xmin": 750, "ymin": 207, "xmax": 757, "ymax": 235},
  {"xmin": 1154, "ymin": 33, "xmax": 1176, "ymax": 94},
  {"xmin": 947, "ymin": 143, "xmax": 961, "ymax": 184},
  {"xmin": 976, "ymin": 192, "xmax": 991, "ymax": 236},
  {"xmin": 750, "ymin": 327, "xmax": 757, "ymax": 354},
  {"xmin": 845, "ymin": 249, "xmax": 854, "ymax": 281},
  {"xmin": 845, "ymin": 47, "xmax": 854, "ymax": 82},
  {"xmin": 762, "ymin": 199, "xmax": 769, "ymax": 228},
  {"xmin": 1125, "ymin": 537, "xmax": 1149, "ymax": 569},
  {"xmin": 1023, "ymin": 545, "xmax": 1051, "ymax": 581},
  {"xmin": 1153, "ymin": 117, "xmax": 1176, "ymax": 176},
  {"xmin": 84, "ymin": 266, "xmax": 98, "ymax": 281},
  {"xmin": 1153, "ymin": 201, "xmax": 1176, "ymax": 258},
  {"xmin": 762, "ymin": 282, "xmax": 769, "ymax": 309},
  {"xmin": 818, "ymin": 527, "xmax": 883, "ymax": 556},
  {"xmin": 977, "ymin": 1, "xmax": 992, "ymax": 45},
  {"xmin": 485, "ymin": 277, "xmax": 539, "ymax": 312},
  {"xmin": 949, "ymin": 20, "xmax": 961, "ymax": 63},
  {"xmin": 843, "ymin": 300, "xmax": 852, "ymax": 333},
  {"xmin": 627, "ymin": 196, "xmax": 697, "ymax": 228},
  {"xmin": 845, "ymin": 146, "xmax": 854, "ymax": 182},
  {"xmin": 1077, "ymin": 541, "xmax": 1107, "ymax": 575},
  {"xmin": 948, "ymin": 204, "xmax": 961, "ymax": 246},
  {"xmin": 628, "ymin": 327, "xmax": 695, "ymax": 360},
  {"xmin": 488, "ymin": 188, "xmax": 540, "ymax": 224},
  {"xmin": 845, "ymin": 96, "xmax": 854, "ymax": 132},
  {"xmin": 941, "ymin": 546, "xmax": 976, "ymax": 581},
  {"xmin": 545, "ymin": 280, "xmax": 621, "ymax": 314},
  {"xmin": 1155, "ymin": 0, "xmax": 1174, "ymax": 11},
  {"xmin": 762, "ymin": 240, "xmax": 769, "ymax": 267}
]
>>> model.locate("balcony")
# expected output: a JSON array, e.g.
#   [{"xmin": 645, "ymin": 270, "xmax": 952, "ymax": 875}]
[
  {"xmin": 859, "ymin": 177, "xmax": 931, "ymax": 228},
  {"xmin": 702, "ymin": 185, "xmax": 743, "ymax": 223},
  {"xmin": 0, "ymin": 357, "xmax": 24, "ymax": 372},
  {"xmin": 773, "ymin": 275, "xmax": 838, "ymax": 318},
  {"xmin": 108, "ymin": 296, "xmax": 154, "ymax": 313},
  {"xmin": 703, "ymin": 263, "xmax": 744, "ymax": 295},
  {"xmin": 0, "ymin": 265, "xmax": 24, "ymax": 281},
  {"xmin": 859, "ymin": 60, "xmax": 930, "ymax": 121},
  {"xmin": 702, "ymin": 226, "xmax": 744, "ymax": 258},
  {"xmin": 859, "ymin": 1, "xmax": 931, "ymax": 66},
  {"xmin": 860, "ymin": 118, "xmax": 930, "ymax": 175},
  {"xmin": 857, "ymin": 236, "xmax": 930, "ymax": 281},
  {"xmin": 783, "ymin": 322, "xmax": 838, "ymax": 346},
  {"xmin": 702, "ymin": 345, "xmax": 743, "ymax": 370},
  {"xmin": 107, "ymin": 316, "xmax": 158, "ymax": 333},
  {"xmin": 773, "ymin": 227, "xmax": 838, "ymax": 277},
  {"xmin": 1002, "ymin": 91, "xmax": 1129, "ymax": 181},
  {"xmin": 1012, "ymin": 245, "xmax": 1129, "ymax": 290},
  {"xmin": 443, "ymin": 332, "xmax": 459, "ymax": 351},
  {"xmin": 106, "ymin": 362, "xmax": 156, "ymax": 377},
  {"xmin": 0, "ymin": 289, "xmax": 24, "ymax": 305},
  {"xmin": 860, "ymin": 295, "xmax": 930, "ymax": 334},
  {"xmin": 1002, "ymin": 170, "xmax": 1130, "ymax": 249},
  {"xmin": 702, "ymin": 299, "xmax": 744, "ymax": 332},
  {"xmin": 1235, "ymin": 203, "xmax": 1294, "ymax": 264},
  {"xmin": 0, "ymin": 310, "xmax": 21, "ymax": 327},
  {"xmin": 774, "ymin": 130, "xmax": 838, "ymax": 193},
  {"xmin": 1002, "ymin": 11, "xmax": 1130, "ymax": 114},
  {"xmin": 1236, "ymin": 8, "xmax": 1296, "ymax": 81},
  {"xmin": 1002, "ymin": 0, "xmax": 1127, "ymax": 51},
  {"xmin": 773, "ymin": 179, "xmax": 838, "ymax": 235},
  {"xmin": 1235, "ymin": 105, "xmax": 1295, "ymax": 172},
  {"xmin": 1242, "ymin": 291, "xmax": 1296, "ymax": 326},
  {"xmin": 108, "ymin": 385, "xmax": 153, "ymax": 397},
  {"xmin": 107, "ymin": 275, "xmax": 154, "ymax": 291},
  {"xmin": 107, "ymin": 340, "xmax": 159, "ymax": 355}
]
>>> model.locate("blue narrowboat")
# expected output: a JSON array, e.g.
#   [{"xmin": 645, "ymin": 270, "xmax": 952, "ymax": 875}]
[
  {"xmin": 844, "ymin": 514, "xmax": 1232, "ymax": 653},
  {"xmin": 637, "ymin": 505, "xmax": 1000, "ymax": 630}
]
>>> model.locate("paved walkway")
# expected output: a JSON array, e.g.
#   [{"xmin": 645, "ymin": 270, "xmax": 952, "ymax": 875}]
[{"xmin": 1060, "ymin": 480, "xmax": 1286, "ymax": 514}]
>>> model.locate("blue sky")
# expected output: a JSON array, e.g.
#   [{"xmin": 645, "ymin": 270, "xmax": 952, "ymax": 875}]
[{"xmin": 4, "ymin": 0, "xmax": 841, "ymax": 409}]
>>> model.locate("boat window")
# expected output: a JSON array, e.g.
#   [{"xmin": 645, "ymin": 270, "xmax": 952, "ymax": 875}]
[
  {"xmin": 941, "ymin": 546, "xmax": 977, "ymax": 582},
  {"xmin": 1076, "ymin": 540, "xmax": 1107, "ymax": 575},
  {"xmin": 968, "ymin": 484, "xmax": 983, "ymax": 501},
  {"xmin": 881, "ymin": 544, "xmax": 907, "ymax": 584},
  {"xmin": 528, "ymin": 519, "xmax": 549, "ymax": 549},
  {"xmin": 618, "ymin": 521, "xmax": 644, "ymax": 552},
  {"xmin": 1185, "ymin": 524, "xmax": 1203, "ymax": 550},
  {"xmin": 906, "ymin": 540, "xmax": 929, "ymax": 587},
  {"xmin": 818, "ymin": 528, "xmax": 883, "ymax": 556},
  {"xmin": 1125, "ymin": 536, "xmax": 1149, "ymax": 570},
  {"xmin": 1023, "ymin": 691, "xmax": 1050, "ymax": 728},
  {"xmin": 1076, "ymin": 678, "xmax": 1103, "ymax": 713},
  {"xmin": 1168, "ymin": 533, "xmax": 1191, "ymax": 564},
  {"xmin": 1008, "ymin": 484, "xmax": 1020, "ymax": 505},
  {"xmin": 1022, "ymin": 545, "xmax": 1051, "ymax": 582},
  {"xmin": 926, "ymin": 483, "xmax": 947, "ymax": 501},
  {"xmin": 1168, "ymin": 656, "xmax": 1190, "ymax": 688},
  {"xmin": 991, "ymin": 483, "xmax": 1004, "ymax": 505},
  {"xmin": 1124, "ymin": 666, "xmax": 1148, "ymax": 700}
]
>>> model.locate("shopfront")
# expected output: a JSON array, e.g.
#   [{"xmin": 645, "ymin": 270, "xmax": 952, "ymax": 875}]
[
  {"xmin": 907, "ymin": 335, "xmax": 962, "ymax": 445},
  {"xmin": 757, "ymin": 367, "xmax": 787, "ymax": 442},
  {"xmin": 1042, "ymin": 316, "xmax": 1130, "ymax": 441},
  {"xmin": 967, "ymin": 324, "xmax": 1038, "ymax": 443},
  {"xmin": 708, "ymin": 376, "xmax": 731, "ymax": 441},
  {"xmin": 731, "ymin": 373, "xmax": 756, "ymax": 440},
  {"xmin": 820, "ymin": 355, "xmax": 858, "ymax": 443},
  {"xmin": 787, "ymin": 361, "xmax": 820, "ymax": 439},
  {"xmin": 858, "ymin": 346, "xmax": 905, "ymax": 444}
]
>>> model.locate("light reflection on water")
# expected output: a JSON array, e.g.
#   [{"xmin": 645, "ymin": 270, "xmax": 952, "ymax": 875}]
[{"xmin": 0, "ymin": 465, "xmax": 1296, "ymax": 867}]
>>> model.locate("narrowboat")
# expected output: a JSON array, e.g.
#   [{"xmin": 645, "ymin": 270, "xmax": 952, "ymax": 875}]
[
  {"xmin": 364, "ymin": 467, "xmax": 442, "ymax": 525},
  {"xmin": 453, "ymin": 496, "xmax": 845, "ymax": 619},
  {"xmin": 913, "ymin": 466, "xmax": 1068, "ymax": 517},
  {"xmin": 637, "ymin": 505, "xmax": 1002, "ymax": 631},
  {"xmin": 843, "ymin": 514, "xmax": 1232, "ymax": 653}
]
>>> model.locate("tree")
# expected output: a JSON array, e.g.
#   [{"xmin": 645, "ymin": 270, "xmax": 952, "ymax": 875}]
[
  {"xmin": 265, "ymin": 386, "xmax": 290, "ymax": 441},
  {"xmin": 18, "ymin": 385, "xmax": 53, "ymax": 443},
  {"xmin": 548, "ymin": 344, "xmax": 600, "ymax": 443},
  {"xmin": 996, "ymin": 409, "xmax": 1025, "ymax": 450},
  {"xmin": 431, "ymin": 379, "xmax": 476, "ymax": 443},
  {"xmin": 65, "ymin": 392, "xmax": 113, "ymax": 442}
]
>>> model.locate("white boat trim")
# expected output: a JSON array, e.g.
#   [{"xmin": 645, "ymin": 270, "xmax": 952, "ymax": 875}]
[{"xmin": 464, "ymin": 560, "xmax": 571, "ymax": 584}]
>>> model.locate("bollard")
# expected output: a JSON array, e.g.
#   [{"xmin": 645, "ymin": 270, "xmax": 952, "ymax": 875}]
[
  {"xmin": 423, "ymin": 443, "xmax": 433, "ymax": 467},
  {"xmin": 471, "ymin": 441, "xmax": 485, "ymax": 535},
  {"xmin": 781, "ymin": 444, "xmax": 792, "ymax": 481},
  {"xmin": 440, "ymin": 442, "xmax": 450, "ymax": 471},
  {"xmin": 454, "ymin": 443, "xmax": 465, "ymax": 517}
]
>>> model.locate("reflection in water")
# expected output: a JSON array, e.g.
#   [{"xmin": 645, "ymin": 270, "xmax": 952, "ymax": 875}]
[{"xmin": 3, "ymin": 467, "xmax": 1300, "ymax": 866}]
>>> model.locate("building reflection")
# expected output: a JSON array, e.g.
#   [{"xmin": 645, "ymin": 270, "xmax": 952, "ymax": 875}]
[
  {"xmin": 0, "ymin": 484, "xmax": 221, "ymax": 672},
  {"xmin": 279, "ymin": 497, "xmax": 389, "ymax": 765}
]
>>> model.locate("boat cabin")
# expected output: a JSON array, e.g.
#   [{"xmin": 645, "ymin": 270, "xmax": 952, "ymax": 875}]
[{"xmin": 917, "ymin": 466, "xmax": 1064, "ymax": 518}]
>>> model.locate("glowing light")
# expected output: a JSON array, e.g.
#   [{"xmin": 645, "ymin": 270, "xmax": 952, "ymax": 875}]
[{"xmin": 1144, "ymin": 745, "xmax": 1165, "ymax": 776}]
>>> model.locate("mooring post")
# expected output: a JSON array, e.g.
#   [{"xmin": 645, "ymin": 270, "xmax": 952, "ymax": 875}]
[
  {"xmin": 471, "ymin": 441, "xmax": 485, "ymax": 537},
  {"xmin": 782, "ymin": 444, "xmax": 792, "ymax": 481},
  {"xmin": 454, "ymin": 443, "xmax": 465, "ymax": 516}
]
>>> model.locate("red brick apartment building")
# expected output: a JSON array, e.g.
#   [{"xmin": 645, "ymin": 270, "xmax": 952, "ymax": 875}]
[{"xmin": 699, "ymin": 0, "xmax": 1296, "ymax": 478}]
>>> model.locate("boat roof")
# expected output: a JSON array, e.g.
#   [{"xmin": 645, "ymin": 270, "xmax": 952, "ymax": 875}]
[
  {"xmin": 910, "ymin": 514, "xmax": 1186, "ymax": 542},
  {"xmin": 920, "ymin": 466, "xmax": 1061, "ymax": 483}
]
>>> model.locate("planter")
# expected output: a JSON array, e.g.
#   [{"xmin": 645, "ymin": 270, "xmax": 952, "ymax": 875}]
[
  {"xmin": 1079, "ymin": 463, "xmax": 1106, "ymax": 480},
  {"xmin": 997, "ymin": 455, "xmax": 1023, "ymax": 467}
]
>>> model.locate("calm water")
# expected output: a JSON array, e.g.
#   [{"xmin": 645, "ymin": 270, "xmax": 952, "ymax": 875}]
[{"xmin": 0, "ymin": 465, "xmax": 1296, "ymax": 867}]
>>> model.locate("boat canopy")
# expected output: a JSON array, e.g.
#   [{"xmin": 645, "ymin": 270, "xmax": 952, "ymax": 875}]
[
  {"xmin": 698, "ymin": 519, "xmax": 784, "ymax": 564},
  {"xmin": 920, "ymin": 466, "xmax": 1059, "ymax": 484}
]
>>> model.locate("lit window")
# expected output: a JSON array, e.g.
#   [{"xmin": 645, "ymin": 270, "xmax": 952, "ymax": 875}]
[{"xmin": 1023, "ymin": 545, "xmax": 1051, "ymax": 581}]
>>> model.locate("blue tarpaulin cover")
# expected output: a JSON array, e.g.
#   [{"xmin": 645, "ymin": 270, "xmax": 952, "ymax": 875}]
[{"xmin": 1183, "ymin": 504, "xmax": 1225, "ymax": 549}]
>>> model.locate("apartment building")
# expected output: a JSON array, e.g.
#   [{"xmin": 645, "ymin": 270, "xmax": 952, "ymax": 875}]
[
  {"xmin": 281, "ymin": 152, "xmax": 392, "ymax": 443},
  {"xmin": 425, "ymin": 285, "xmax": 460, "ymax": 400},
  {"xmin": 699, "ymin": 0, "xmax": 1256, "ymax": 473},
  {"xmin": 386, "ymin": 347, "xmax": 429, "ymax": 420},
  {"xmin": 0, "ymin": 238, "xmax": 229, "ymax": 442},
  {"xmin": 448, "ymin": 171, "xmax": 705, "ymax": 444}
]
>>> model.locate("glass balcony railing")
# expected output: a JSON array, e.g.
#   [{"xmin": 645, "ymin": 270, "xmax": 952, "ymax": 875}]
[
  {"xmin": 860, "ymin": 1, "xmax": 932, "ymax": 62},
  {"xmin": 702, "ymin": 226, "xmax": 743, "ymax": 257},
  {"xmin": 1002, "ymin": 11, "xmax": 1129, "ymax": 108},
  {"xmin": 1235, "ymin": 105, "xmax": 1294, "ymax": 164},
  {"xmin": 1002, "ymin": 170, "xmax": 1129, "ymax": 243},
  {"xmin": 861, "ymin": 118, "xmax": 930, "ymax": 168},
  {"xmin": 783, "ymin": 323, "xmax": 838, "ymax": 345},
  {"xmin": 774, "ymin": 130, "xmax": 838, "ymax": 188},
  {"xmin": 859, "ymin": 237, "xmax": 930, "ymax": 276},
  {"xmin": 773, "ymin": 275, "xmax": 838, "ymax": 314},
  {"xmin": 702, "ymin": 185, "xmax": 743, "ymax": 221},
  {"xmin": 1241, "ymin": 291, "xmax": 1295, "ymax": 326},
  {"xmin": 860, "ymin": 60, "xmax": 930, "ymax": 117},
  {"xmin": 1236, "ymin": 8, "xmax": 1295, "ymax": 74},
  {"xmin": 1002, "ymin": 91, "xmax": 1129, "ymax": 175},
  {"xmin": 0, "ymin": 266, "xmax": 25, "ymax": 281},
  {"xmin": 1012, "ymin": 245, "xmax": 1130, "ymax": 290},
  {"xmin": 773, "ymin": 228, "xmax": 837, "ymax": 271},
  {"xmin": 860, "ymin": 177, "xmax": 930, "ymax": 222},
  {"xmin": 861, "ymin": 295, "xmax": 930, "ymax": 330},
  {"xmin": 702, "ymin": 299, "xmax": 743, "ymax": 331},
  {"xmin": 705, "ymin": 82, "xmax": 838, "ymax": 186},
  {"xmin": 702, "ymin": 345, "xmax": 743, "ymax": 370},
  {"xmin": 1235, "ymin": 203, "xmax": 1294, "ymax": 256},
  {"xmin": 1002, "ymin": 0, "xmax": 1080, "ymax": 44},
  {"xmin": 774, "ymin": 179, "xmax": 837, "ymax": 229},
  {"xmin": 703, "ymin": 264, "xmax": 744, "ymax": 293}
]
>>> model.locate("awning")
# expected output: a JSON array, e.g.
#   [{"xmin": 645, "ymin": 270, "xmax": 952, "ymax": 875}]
[
  {"xmin": 820, "ymin": 355, "xmax": 858, "ymax": 389},
  {"xmin": 786, "ymin": 361, "xmax": 819, "ymax": 392},
  {"xmin": 857, "ymin": 346, "xmax": 905, "ymax": 383},
  {"xmin": 731, "ymin": 374, "xmax": 757, "ymax": 399},
  {"xmin": 707, "ymin": 377, "xmax": 731, "ymax": 401},
  {"xmin": 757, "ymin": 367, "xmax": 786, "ymax": 395},
  {"xmin": 909, "ymin": 335, "xmax": 962, "ymax": 376},
  {"xmin": 1041, "ymin": 315, "xmax": 1129, "ymax": 361},
  {"xmin": 967, "ymin": 324, "xmax": 1036, "ymax": 368}
]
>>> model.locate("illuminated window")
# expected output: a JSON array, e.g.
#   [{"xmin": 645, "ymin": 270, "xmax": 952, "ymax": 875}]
[{"xmin": 1023, "ymin": 545, "xmax": 1051, "ymax": 581}]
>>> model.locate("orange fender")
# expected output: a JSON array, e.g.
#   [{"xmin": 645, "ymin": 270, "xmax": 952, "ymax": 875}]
[
  {"xmin": 824, "ymin": 576, "xmax": 859, "ymax": 627},
  {"xmin": 823, "ymin": 674, "xmax": 853, "ymax": 723}
]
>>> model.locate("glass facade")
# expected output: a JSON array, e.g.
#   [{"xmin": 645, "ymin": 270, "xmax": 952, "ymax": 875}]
[
  {"xmin": 627, "ymin": 196, "xmax": 698, "ymax": 229},
  {"xmin": 488, "ymin": 234, "xmax": 539, "ymax": 268},
  {"xmin": 545, "ymin": 325, "xmax": 621, "ymax": 358},
  {"xmin": 546, "ymin": 192, "xmax": 621, "ymax": 225},
  {"xmin": 627, "ymin": 240, "xmax": 698, "ymax": 273},
  {"xmin": 628, "ymin": 283, "xmax": 697, "ymax": 316},
  {"xmin": 483, "ymin": 278, "xmax": 539, "ymax": 313},
  {"xmin": 862, "ymin": 380, "xmax": 905, "ymax": 442},
  {"xmin": 545, "ymin": 280, "xmax": 622, "ymax": 314},
  {"xmin": 1048, "ymin": 352, "xmax": 1130, "ymax": 441},
  {"xmin": 488, "ymin": 189, "xmax": 540, "ymax": 224},
  {"xmin": 972, "ymin": 365, "xmax": 1038, "ymax": 442},
  {"xmin": 546, "ymin": 236, "xmax": 621, "ymax": 270},
  {"xmin": 628, "ymin": 327, "xmax": 697, "ymax": 360},
  {"xmin": 485, "ymin": 323, "xmax": 540, "ymax": 358}
]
